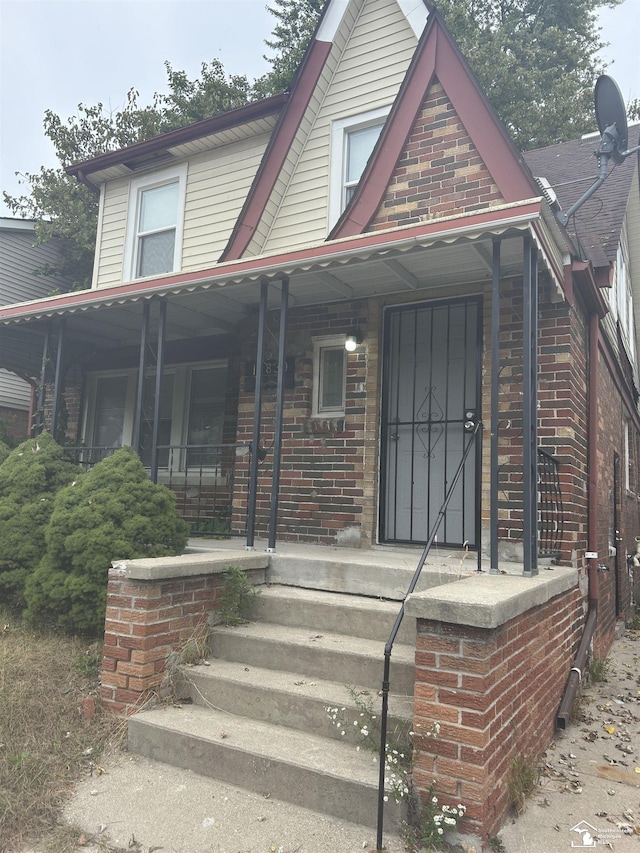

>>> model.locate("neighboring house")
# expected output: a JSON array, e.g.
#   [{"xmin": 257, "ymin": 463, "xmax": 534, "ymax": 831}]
[
  {"xmin": 0, "ymin": 218, "xmax": 71, "ymax": 441},
  {"xmin": 0, "ymin": 0, "xmax": 639, "ymax": 841}
]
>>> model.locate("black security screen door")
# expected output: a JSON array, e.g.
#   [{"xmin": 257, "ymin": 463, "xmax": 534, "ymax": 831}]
[{"xmin": 380, "ymin": 298, "xmax": 481, "ymax": 546}]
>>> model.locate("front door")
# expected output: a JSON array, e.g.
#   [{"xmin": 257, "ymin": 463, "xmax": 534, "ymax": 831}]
[{"xmin": 380, "ymin": 298, "xmax": 481, "ymax": 546}]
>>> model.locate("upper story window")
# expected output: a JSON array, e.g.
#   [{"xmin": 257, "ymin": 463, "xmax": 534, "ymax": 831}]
[
  {"xmin": 328, "ymin": 106, "xmax": 390, "ymax": 229},
  {"xmin": 124, "ymin": 165, "xmax": 187, "ymax": 281},
  {"xmin": 616, "ymin": 227, "xmax": 635, "ymax": 360}
]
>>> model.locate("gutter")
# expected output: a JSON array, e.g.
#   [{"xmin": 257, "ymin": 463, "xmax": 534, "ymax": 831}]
[{"xmin": 557, "ymin": 293, "xmax": 601, "ymax": 728}]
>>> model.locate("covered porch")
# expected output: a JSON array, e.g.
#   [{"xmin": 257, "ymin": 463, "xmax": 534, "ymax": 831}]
[{"xmin": 0, "ymin": 199, "xmax": 569, "ymax": 576}]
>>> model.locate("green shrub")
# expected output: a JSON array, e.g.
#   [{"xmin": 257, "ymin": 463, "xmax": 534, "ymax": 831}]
[
  {"xmin": 24, "ymin": 446, "xmax": 190, "ymax": 635},
  {"xmin": 0, "ymin": 434, "xmax": 77, "ymax": 609}
]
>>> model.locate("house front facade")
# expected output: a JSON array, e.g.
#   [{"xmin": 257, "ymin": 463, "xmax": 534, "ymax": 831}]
[
  {"xmin": 1, "ymin": 1, "xmax": 638, "ymax": 596},
  {"xmin": 2, "ymin": 0, "xmax": 640, "ymax": 840}
]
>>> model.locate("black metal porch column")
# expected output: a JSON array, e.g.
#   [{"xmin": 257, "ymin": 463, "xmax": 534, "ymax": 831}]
[
  {"xmin": 267, "ymin": 277, "xmax": 289, "ymax": 553},
  {"xmin": 132, "ymin": 301, "xmax": 151, "ymax": 455},
  {"xmin": 150, "ymin": 299, "xmax": 167, "ymax": 484},
  {"xmin": 522, "ymin": 233, "xmax": 539, "ymax": 576},
  {"xmin": 490, "ymin": 239, "xmax": 501, "ymax": 574},
  {"xmin": 36, "ymin": 324, "xmax": 51, "ymax": 436},
  {"xmin": 246, "ymin": 279, "xmax": 269, "ymax": 550},
  {"xmin": 50, "ymin": 320, "xmax": 66, "ymax": 441}
]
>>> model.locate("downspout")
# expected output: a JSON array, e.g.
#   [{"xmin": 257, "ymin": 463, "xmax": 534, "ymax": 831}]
[{"xmin": 557, "ymin": 309, "xmax": 600, "ymax": 728}]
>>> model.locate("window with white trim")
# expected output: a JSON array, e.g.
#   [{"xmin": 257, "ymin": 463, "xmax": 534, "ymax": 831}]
[
  {"xmin": 123, "ymin": 165, "xmax": 187, "ymax": 281},
  {"xmin": 312, "ymin": 336, "xmax": 346, "ymax": 416},
  {"xmin": 85, "ymin": 360, "xmax": 228, "ymax": 471},
  {"xmin": 328, "ymin": 106, "xmax": 390, "ymax": 229},
  {"xmin": 616, "ymin": 226, "xmax": 635, "ymax": 361}
]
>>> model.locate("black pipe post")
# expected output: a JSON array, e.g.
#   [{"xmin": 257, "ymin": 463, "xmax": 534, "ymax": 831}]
[
  {"xmin": 132, "ymin": 301, "xmax": 151, "ymax": 455},
  {"xmin": 522, "ymin": 234, "xmax": 539, "ymax": 576},
  {"xmin": 50, "ymin": 320, "xmax": 66, "ymax": 441},
  {"xmin": 490, "ymin": 238, "xmax": 501, "ymax": 574},
  {"xmin": 375, "ymin": 422, "xmax": 481, "ymax": 850},
  {"xmin": 150, "ymin": 299, "xmax": 167, "ymax": 484},
  {"xmin": 246, "ymin": 279, "xmax": 269, "ymax": 549},
  {"xmin": 36, "ymin": 324, "xmax": 51, "ymax": 435},
  {"xmin": 267, "ymin": 277, "xmax": 289, "ymax": 552}
]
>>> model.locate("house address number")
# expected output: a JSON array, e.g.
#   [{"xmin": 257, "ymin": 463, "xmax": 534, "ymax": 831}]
[{"xmin": 244, "ymin": 358, "xmax": 295, "ymax": 392}]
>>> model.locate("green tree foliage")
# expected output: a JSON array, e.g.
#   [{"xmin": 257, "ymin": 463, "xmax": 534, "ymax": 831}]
[
  {"xmin": 431, "ymin": 0, "xmax": 624, "ymax": 150},
  {"xmin": 253, "ymin": 0, "xmax": 324, "ymax": 97},
  {"xmin": 24, "ymin": 446, "xmax": 189, "ymax": 635},
  {"xmin": 3, "ymin": 62, "xmax": 252, "ymax": 291},
  {"xmin": 3, "ymin": 0, "xmax": 627, "ymax": 288},
  {"xmin": 0, "ymin": 434, "xmax": 77, "ymax": 609}
]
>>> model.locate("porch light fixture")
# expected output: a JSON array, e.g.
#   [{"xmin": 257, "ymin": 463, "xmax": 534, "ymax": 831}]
[{"xmin": 344, "ymin": 326, "xmax": 362, "ymax": 352}]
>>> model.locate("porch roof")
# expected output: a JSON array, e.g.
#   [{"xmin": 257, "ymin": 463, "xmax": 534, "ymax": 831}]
[{"xmin": 0, "ymin": 198, "xmax": 566, "ymax": 376}]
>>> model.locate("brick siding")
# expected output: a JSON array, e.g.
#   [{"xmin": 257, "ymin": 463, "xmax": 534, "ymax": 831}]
[
  {"xmin": 412, "ymin": 584, "xmax": 583, "ymax": 841},
  {"xmin": 370, "ymin": 82, "xmax": 504, "ymax": 231}
]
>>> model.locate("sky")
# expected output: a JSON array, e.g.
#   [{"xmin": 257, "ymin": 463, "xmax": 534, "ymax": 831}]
[{"xmin": 0, "ymin": 0, "xmax": 639, "ymax": 219}]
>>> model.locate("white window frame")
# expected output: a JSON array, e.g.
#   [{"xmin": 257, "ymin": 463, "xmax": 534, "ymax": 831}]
[
  {"xmin": 616, "ymin": 226, "xmax": 635, "ymax": 361},
  {"xmin": 123, "ymin": 164, "xmax": 187, "ymax": 282},
  {"xmin": 328, "ymin": 106, "xmax": 390, "ymax": 229},
  {"xmin": 312, "ymin": 336, "xmax": 347, "ymax": 417},
  {"xmin": 83, "ymin": 360, "xmax": 228, "ymax": 481}
]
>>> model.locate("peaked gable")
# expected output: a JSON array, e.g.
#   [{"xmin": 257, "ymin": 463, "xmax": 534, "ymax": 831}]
[
  {"xmin": 221, "ymin": 0, "xmax": 428, "ymax": 261},
  {"xmin": 331, "ymin": 10, "xmax": 539, "ymax": 239},
  {"xmin": 368, "ymin": 80, "xmax": 504, "ymax": 231}
]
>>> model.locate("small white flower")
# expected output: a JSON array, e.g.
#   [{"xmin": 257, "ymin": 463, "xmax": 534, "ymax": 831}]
[
  {"xmin": 437, "ymin": 828, "xmax": 444, "ymax": 835},
  {"xmin": 383, "ymin": 796, "xmax": 388, "ymax": 802}
]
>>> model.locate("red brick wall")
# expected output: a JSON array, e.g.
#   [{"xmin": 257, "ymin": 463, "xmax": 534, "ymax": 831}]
[
  {"xmin": 0, "ymin": 405, "xmax": 29, "ymax": 443},
  {"xmin": 370, "ymin": 81, "xmax": 504, "ymax": 231},
  {"xmin": 232, "ymin": 300, "xmax": 372, "ymax": 545},
  {"xmin": 412, "ymin": 585, "xmax": 583, "ymax": 842},
  {"xmin": 592, "ymin": 343, "xmax": 637, "ymax": 655},
  {"xmin": 101, "ymin": 567, "xmax": 226, "ymax": 714}
]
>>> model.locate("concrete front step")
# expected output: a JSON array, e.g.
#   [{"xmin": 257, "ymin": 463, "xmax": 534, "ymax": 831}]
[
  {"xmin": 251, "ymin": 585, "xmax": 416, "ymax": 645},
  {"xmin": 177, "ymin": 658, "xmax": 413, "ymax": 748},
  {"xmin": 210, "ymin": 620, "xmax": 415, "ymax": 695},
  {"xmin": 128, "ymin": 703, "xmax": 404, "ymax": 830}
]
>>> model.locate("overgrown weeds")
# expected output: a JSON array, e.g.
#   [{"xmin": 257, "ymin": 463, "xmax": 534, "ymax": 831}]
[
  {"xmin": 216, "ymin": 565, "xmax": 260, "ymax": 626},
  {"xmin": 587, "ymin": 654, "xmax": 610, "ymax": 683},
  {"xmin": 507, "ymin": 753, "xmax": 540, "ymax": 814},
  {"xmin": 0, "ymin": 615, "xmax": 121, "ymax": 853}
]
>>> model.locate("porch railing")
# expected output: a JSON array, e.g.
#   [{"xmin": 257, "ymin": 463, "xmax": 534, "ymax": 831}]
[
  {"xmin": 537, "ymin": 448, "xmax": 564, "ymax": 559},
  {"xmin": 62, "ymin": 443, "xmax": 245, "ymax": 537}
]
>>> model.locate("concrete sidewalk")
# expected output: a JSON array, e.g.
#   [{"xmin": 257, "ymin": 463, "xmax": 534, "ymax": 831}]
[
  {"xmin": 499, "ymin": 624, "xmax": 640, "ymax": 852},
  {"xmin": 53, "ymin": 625, "xmax": 640, "ymax": 853}
]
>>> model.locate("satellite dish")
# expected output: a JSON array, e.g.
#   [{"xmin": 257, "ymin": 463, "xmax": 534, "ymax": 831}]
[
  {"xmin": 556, "ymin": 75, "xmax": 638, "ymax": 226},
  {"xmin": 594, "ymin": 75, "xmax": 628, "ymax": 163}
]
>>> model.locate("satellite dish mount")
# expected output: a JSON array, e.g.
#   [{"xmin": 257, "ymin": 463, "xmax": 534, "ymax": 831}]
[{"xmin": 557, "ymin": 75, "xmax": 639, "ymax": 227}]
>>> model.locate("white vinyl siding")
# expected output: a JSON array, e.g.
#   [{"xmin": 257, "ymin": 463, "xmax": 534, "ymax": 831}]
[
  {"xmin": 260, "ymin": 0, "xmax": 417, "ymax": 254},
  {"xmin": 92, "ymin": 134, "xmax": 270, "ymax": 288}
]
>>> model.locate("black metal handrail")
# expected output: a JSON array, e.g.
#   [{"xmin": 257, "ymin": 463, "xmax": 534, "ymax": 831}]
[
  {"xmin": 375, "ymin": 420, "xmax": 482, "ymax": 851},
  {"xmin": 538, "ymin": 448, "xmax": 564, "ymax": 558}
]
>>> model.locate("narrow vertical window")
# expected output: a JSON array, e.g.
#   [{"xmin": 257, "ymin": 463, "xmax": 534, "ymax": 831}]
[
  {"xmin": 136, "ymin": 182, "xmax": 179, "ymax": 277},
  {"xmin": 313, "ymin": 337, "xmax": 346, "ymax": 416},
  {"xmin": 124, "ymin": 165, "xmax": 187, "ymax": 281}
]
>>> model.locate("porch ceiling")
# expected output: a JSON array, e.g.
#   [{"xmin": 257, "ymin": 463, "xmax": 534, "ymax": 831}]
[{"xmin": 0, "ymin": 205, "xmax": 560, "ymax": 377}]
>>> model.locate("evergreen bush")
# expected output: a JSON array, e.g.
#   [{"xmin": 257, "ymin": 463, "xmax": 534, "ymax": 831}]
[
  {"xmin": 24, "ymin": 446, "xmax": 190, "ymax": 635},
  {"xmin": 0, "ymin": 433, "xmax": 77, "ymax": 608}
]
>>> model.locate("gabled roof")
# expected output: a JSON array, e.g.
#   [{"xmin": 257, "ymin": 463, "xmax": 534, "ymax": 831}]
[
  {"xmin": 65, "ymin": 95, "xmax": 288, "ymax": 188},
  {"xmin": 331, "ymin": 8, "xmax": 539, "ymax": 239},
  {"xmin": 222, "ymin": 3, "xmax": 540, "ymax": 257},
  {"xmin": 523, "ymin": 126, "xmax": 640, "ymax": 266}
]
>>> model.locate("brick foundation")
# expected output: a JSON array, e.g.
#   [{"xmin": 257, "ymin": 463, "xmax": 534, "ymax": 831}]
[
  {"xmin": 100, "ymin": 555, "xmax": 268, "ymax": 714},
  {"xmin": 407, "ymin": 571, "xmax": 582, "ymax": 843}
]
